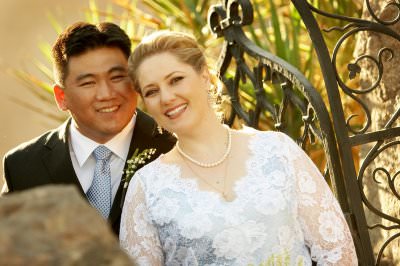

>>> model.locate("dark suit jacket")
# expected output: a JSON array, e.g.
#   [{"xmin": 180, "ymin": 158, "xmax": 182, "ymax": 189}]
[{"xmin": 2, "ymin": 109, "xmax": 176, "ymax": 235}]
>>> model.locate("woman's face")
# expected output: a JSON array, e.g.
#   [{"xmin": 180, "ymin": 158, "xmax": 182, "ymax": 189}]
[{"xmin": 137, "ymin": 52, "xmax": 210, "ymax": 135}]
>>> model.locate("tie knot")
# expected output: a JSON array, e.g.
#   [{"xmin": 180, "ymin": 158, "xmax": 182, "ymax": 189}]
[{"xmin": 93, "ymin": 145, "xmax": 112, "ymax": 161}]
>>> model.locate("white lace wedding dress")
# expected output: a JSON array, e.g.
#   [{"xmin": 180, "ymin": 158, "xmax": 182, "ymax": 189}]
[{"xmin": 120, "ymin": 130, "xmax": 357, "ymax": 266}]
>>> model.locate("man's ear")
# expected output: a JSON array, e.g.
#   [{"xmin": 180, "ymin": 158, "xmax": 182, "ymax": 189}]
[{"xmin": 53, "ymin": 85, "xmax": 68, "ymax": 111}]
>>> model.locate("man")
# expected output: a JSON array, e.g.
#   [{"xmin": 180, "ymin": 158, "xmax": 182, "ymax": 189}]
[{"xmin": 1, "ymin": 22, "xmax": 176, "ymax": 235}]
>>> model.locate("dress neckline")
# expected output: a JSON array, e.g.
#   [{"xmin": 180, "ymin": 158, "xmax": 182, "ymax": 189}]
[{"xmin": 156, "ymin": 131, "xmax": 260, "ymax": 204}]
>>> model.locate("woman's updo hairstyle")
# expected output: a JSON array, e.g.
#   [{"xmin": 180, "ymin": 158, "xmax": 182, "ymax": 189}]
[
  {"xmin": 128, "ymin": 30, "xmax": 207, "ymax": 92},
  {"xmin": 128, "ymin": 30, "xmax": 226, "ymax": 121}
]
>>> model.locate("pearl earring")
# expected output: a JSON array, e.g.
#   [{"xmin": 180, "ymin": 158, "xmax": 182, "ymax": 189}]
[{"xmin": 207, "ymin": 84, "xmax": 217, "ymax": 106}]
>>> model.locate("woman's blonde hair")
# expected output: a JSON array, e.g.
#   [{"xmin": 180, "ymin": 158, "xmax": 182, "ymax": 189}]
[{"xmin": 128, "ymin": 30, "xmax": 207, "ymax": 92}]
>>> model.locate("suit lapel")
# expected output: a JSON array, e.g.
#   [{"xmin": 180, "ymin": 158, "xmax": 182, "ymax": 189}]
[
  {"xmin": 46, "ymin": 112, "xmax": 169, "ymax": 235},
  {"xmin": 42, "ymin": 119, "xmax": 84, "ymax": 196},
  {"xmin": 108, "ymin": 110, "xmax": 157, "ymax": 227}
]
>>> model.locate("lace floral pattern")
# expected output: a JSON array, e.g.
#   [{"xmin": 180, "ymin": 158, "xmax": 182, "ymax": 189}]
[{"xmin": 120, "ymin": 130, "xmax": 358, "ymax": 265}]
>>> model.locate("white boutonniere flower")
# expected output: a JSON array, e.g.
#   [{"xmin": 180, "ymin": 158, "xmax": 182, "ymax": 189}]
[{"xmin": 120, "ymin": 148, "xmax": 157, "ymax": 207}]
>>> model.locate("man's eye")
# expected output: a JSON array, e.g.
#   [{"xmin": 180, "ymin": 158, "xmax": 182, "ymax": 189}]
[
  {"xmin": 79, "ymin": 81, "xmax": 96, "ymax": 87},
  {"xmin": 171, "ymin": 76, "xmax": 183, "ymax": 84}
]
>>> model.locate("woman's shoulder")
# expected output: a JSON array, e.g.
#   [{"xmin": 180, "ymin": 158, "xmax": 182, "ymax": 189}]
[
  {"xmin": 234, "ymin": 125, "xmax": 289, "ymax": 141},
  {"xmin": 233, "ymin": 126, "xmax": 302, "ymax": 156},
  {"xmin": 135, "ymin": 154, "xmax": 180, "ymax": 183},
  {"xmin": 135, "ymin": 156, "xmax": 161, "ymax": 175},
  {"xmin": 136, "ymin": 155, "xmax": 171, "ymax": 174}
]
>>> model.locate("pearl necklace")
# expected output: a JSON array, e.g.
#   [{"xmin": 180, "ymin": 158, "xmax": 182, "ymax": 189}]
[
  {"xmin": 181, "ymin": 149, "xmax": 231, "ymax": 201},
  {"xmin": 176, "ymin": 126, "xmax": 232, "ymax": 168}
]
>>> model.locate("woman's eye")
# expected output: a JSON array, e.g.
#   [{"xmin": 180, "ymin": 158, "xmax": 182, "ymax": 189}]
[
  {"xmin": 111, "ymin": 75, "xmax": 126, "ymax": 82},
  {"xmin": 144, "ymin": 89, "xmax": 159, "ymax": 97},
  {"xmin": 171, "ymin": 76, "xmax": 183, "ymax": 84}
]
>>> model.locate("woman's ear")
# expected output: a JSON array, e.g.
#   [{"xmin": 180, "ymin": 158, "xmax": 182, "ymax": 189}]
[
  {"xmin": 201, "ymin": 67, "xmax": 211, "ymax": 87},
  {"xmin": 53, "ymin": 85, "xmax": 68, "ymax": 111}
]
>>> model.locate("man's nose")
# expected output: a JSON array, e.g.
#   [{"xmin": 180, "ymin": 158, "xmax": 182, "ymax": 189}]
[{"xmin": 96, "ymin": 80, "xmax": 114, "ymax": 100}]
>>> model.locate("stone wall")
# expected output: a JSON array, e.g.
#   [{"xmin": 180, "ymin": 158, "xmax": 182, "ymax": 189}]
[
  {"xmin": 0, "ymin": 185, "xmax": 134, "ymax": 265},
  {"xmin": 354, "ymin": 0, "xmax": 400, "ymax": 263}
]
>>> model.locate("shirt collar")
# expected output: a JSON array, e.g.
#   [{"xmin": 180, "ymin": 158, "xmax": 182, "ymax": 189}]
[{"xmin": 69, "ymin": 113, "xmax": 136, "ymax": 166}]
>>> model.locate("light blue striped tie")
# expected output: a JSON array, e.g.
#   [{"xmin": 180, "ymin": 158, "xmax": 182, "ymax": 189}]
[{"xmin": 87, "ymin": 145, "xmax": 112, "ymax": 218}]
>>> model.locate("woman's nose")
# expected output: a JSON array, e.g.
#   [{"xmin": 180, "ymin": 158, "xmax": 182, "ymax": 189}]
[{"xmin": 159, "ymin": 87, "xmax": 175, "ymax": 104}]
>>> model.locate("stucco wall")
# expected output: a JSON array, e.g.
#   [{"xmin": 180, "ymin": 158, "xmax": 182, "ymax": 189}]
[{"xmin": 0, "ymin": 0, "xmax": 109, "ymax": 188}]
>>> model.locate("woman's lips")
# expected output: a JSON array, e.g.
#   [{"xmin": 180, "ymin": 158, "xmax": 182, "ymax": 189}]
[{"xmin": 165, "ymin": 104, "xmax": 187, "ymax": 118}]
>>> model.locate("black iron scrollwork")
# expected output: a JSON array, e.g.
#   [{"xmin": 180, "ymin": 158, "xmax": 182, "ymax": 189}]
[
  {"xmin": 339, "ymin": 47, "xmax": 392, "ymax": 135},
  {"xmin": 208, "ymin": 0, "xmax": 400, "ymax": 264},
  {"xmin": 294, "ymin": 0, "xmax": 400, "ymax": 265},
  {"xmin": 366, "ymin": 1, "xmax": 400, "ymax": 25},
  {"xmin": 208, "ymin": 0, "xmax": 350, "ymax": 232}
]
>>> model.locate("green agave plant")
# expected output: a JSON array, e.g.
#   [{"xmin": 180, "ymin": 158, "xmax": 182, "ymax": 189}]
[
  {"xmin": 16, "ymin": 0, "xmax": 361, "ymax": 115},
  {"xmin": 15, "ymin": 0, "xmax": 362, "ymax": 170}
]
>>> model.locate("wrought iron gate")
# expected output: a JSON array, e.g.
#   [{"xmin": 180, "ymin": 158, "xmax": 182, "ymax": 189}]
[{"xmin": 207, "ymin": 0, "xmax": 400, "ymax": 265}]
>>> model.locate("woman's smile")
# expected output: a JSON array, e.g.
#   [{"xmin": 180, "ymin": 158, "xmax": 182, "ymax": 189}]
[
  {"xmin": 165, "ymin": 103, "xmax": 188, "ymax": 119},
  {"xmin": 137, "ymin": 52, "xmax": 211, "ymax": 134}
]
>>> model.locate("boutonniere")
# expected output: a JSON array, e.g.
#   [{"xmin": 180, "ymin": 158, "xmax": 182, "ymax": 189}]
[{"xmin": 120, "ymin": 147, "xmax": 157, "ymax": 207}]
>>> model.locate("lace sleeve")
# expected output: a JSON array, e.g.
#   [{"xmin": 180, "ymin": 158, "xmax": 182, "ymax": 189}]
[
  {"xmin": 120, "ymin": 172, "xmax": 163, "ymax": 266},
  {"xmin": 284, "ymin": 134, "xmax": 358, "ymax": 265}
]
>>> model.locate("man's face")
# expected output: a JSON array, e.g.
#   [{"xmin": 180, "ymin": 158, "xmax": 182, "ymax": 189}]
[{"xmin": 54, "ymin": 46, "xmax": 137, "ymax": 143}]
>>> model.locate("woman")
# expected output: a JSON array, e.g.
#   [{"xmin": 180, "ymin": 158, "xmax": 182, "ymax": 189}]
[{"xmin": 120, "ymin": 30, "xmax": 357, "ymax": 265}]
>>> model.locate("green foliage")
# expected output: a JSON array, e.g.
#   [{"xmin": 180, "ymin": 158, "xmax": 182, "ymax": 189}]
[{"xmin": 17, "ymin": 0, "xmax": 362, "ymax": 142}]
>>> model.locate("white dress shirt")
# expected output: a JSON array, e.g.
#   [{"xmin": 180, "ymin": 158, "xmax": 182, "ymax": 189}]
[{"xmin": 68, "ymin": 114, "xmax": 136, "ymax": 203}]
